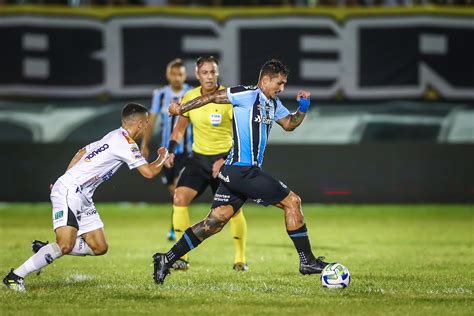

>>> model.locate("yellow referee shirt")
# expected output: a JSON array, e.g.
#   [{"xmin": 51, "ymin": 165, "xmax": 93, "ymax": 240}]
[{"xmin": 182, "ymin": 85, "xmax": 233, "ymax": 155}]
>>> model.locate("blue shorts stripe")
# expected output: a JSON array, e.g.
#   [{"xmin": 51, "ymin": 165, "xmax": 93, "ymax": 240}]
[{"xmin": 183, "ymin": 232, "xmax": 194, "ymax": 250}]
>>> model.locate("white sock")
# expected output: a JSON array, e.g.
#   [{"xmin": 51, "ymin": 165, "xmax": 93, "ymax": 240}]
[
  {"xmin": 68, "ymin": 237, "xmax": 95, "ymax": 256},
  {"xmin": 14, "ymin": 243, "xmax": 62, "ymax": 278}
]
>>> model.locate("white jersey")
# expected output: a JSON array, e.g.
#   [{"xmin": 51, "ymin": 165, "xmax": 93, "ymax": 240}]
[{"xmin": 57, "ymin": 127, "xmax": 147, "ymax": 199}]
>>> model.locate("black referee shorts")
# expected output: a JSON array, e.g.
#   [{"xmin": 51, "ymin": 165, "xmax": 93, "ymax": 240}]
[
  {"xmin": 161, "ymin": 153, "xmax": 188, "ymax": 186},
  {"xmin": 176, "ymin": 151, "xmax": 228, "ymax": 198},
  {"xmin": 211, "ymin": 165, "xmax": 291, "ymax": 213}
]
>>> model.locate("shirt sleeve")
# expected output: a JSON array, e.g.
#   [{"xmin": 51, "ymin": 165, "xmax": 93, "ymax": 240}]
[
  {"xmin": 226, "ymin": 86, "xmax": 256, "ymax": 109},
  {"xmin": 274, "ymin": 98, "xmax": 290, "ymax": 121},
  {"xmin": 115, "ymin": 137, "xmax": 147, "ymax": 170},
  {"xmin": 150, "ymin": 89, "xmax": 163, "ymax": 114}
]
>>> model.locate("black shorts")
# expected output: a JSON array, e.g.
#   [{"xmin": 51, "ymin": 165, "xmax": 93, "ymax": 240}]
[
  {"xmin": 161, "ymin": 153, "xmax": 188, "ymax": 186},
  {"xmin": 211, "ymin": 165, "xmax": 291, "ymax": 213},
  {"xmin": 176, "ymin": 151, "xmax": 228, "ymax": 198}
]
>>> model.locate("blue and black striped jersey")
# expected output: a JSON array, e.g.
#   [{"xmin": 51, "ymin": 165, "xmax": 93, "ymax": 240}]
[
  {"xmin": 150, "ymin": 84, "xmax": 193, "ymax": 155},
  {"xmin": 225, "ymin": 85, "xmax": 290, "ymax": 168}
]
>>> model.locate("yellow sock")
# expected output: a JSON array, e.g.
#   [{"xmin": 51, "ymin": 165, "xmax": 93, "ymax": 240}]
[
  {"xmin": 229, "ymin": 209, "xmax": 247, "ymax": 264},
  {"xmin": 173, "ymin": 205, "xmax": 190, "ymax": 261}
]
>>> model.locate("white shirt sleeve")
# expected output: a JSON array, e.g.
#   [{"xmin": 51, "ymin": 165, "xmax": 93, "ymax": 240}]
[{"xmin": 114, "ymin": 137, "xmax": 147, "ymax": 170}]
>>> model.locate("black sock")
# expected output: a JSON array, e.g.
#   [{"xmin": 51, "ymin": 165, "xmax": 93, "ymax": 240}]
[
  {"xmin": 165, "ymin": 228, "xmax": 201, "ymax": 266},
  {"xmin": 287, "ymin": 224, "xmax": 316, "ymax": 264}
]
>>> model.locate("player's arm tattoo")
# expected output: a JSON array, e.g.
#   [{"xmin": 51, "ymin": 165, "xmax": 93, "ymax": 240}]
[
  {"xmin": 289, "ymin": 111, "xmax": 305, "ymax": 127},
  {"xmin": 180, "ymin": 90, "xmax": 230, "ymax": 114},
  {"xmin": 278, "ymin": 111, "xmax": 306, "ymax": 131},
  {"xmin": 191, "ymin": 211, "xmax": 229, "ymax": 240}
]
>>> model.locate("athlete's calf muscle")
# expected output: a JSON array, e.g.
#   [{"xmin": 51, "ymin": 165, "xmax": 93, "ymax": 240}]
[{"xmin": 191, "ymin": 207, "xmax": 233, "ymax": 240}]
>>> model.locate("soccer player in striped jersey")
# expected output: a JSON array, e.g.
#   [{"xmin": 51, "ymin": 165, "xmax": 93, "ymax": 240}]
[
  {"xmin": 153, "ymin": 59, "xmax": 328, "ymax": 284},
  {"xmin": 162, "ymin": 56, "xmax": 248, "ymax": 271},
  {"xmin": 141, "ymin": 58, "xmax": 192, "ymax": 242},
  {"xmin": 3, "ymin": 103, "xmax": 169, "ymax": 292}
]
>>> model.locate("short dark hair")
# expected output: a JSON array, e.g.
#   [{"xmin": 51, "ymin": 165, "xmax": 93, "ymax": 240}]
[
  {"xmin": 259, "ymin": 59, "xmax": 289, "ymax": 80},
  {"xmin": 121, "ymin": 102, "xmax": 148, "ymax": 119},
  {"xmin": 167, "ymin": 58, "xmax": 185, "ymax": 71},
  {"xmin": 196, "ymin": 56, "xmax": 219, "ymax": 69}
]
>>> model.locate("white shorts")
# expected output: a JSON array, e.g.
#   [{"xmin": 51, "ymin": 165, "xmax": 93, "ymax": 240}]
[{"xmin": 50, "ymin": 181, "xmax": 104, "ymax": 236}]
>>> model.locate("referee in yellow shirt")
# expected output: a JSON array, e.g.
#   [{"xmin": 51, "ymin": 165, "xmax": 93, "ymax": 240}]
[{"xmin": 164, "ymin": 56, "xmax": 248, "ymax": 271}]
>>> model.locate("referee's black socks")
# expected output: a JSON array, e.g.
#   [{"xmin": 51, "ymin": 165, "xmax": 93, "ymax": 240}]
[
  {"xmin": 165, "ymin": 228, "xmax": 201, "ymax": 266},
  {"xmin": 287, "ymin": 224, "xmax": 317, "ymax": 265}
]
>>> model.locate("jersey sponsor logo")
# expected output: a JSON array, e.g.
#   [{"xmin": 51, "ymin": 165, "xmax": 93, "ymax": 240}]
[
  {"xmin": 254, "ymin": 114, "xmax": 272, "ymax": 125},
  {"xmin": 218, "ymin": 172, "xmax": 230, "ymax": 183},
  {"xmin": 210, "ymin": 113, "xmax": 222, "ymax": 126},
  {"xmin": 101, "ymin": 169, "xmax": 114, "ymax": 182},
  {"xmin": 130, "ymin": 145, "xmax": 140, "ymax": 153},
  {"xmin": 84, "ymin": 209, "xmax": 97, "ymax": 216},
  {"xmin": 122, "ymin": 131, "xmax": 135, "ymax": 144},
  {"xmin": 54, "ymin": 210, "xmax": 64, "ymax": 220},
  {"xmin": 84, "ymin": 144, "xmax": 109, "ymax": 162},
  {"xmin": 80, "ymin": 176, "xmax": 100, "ymax": 190},
  {"xmin": 214, "ymin": 193, "xmax": 230, "ymax": 202}
]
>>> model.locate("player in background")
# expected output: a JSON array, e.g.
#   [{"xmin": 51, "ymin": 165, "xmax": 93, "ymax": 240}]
[
  {"xmin": 163, "ymin": 56, "xmax": 248, "ymax": 271},
  {"xmin": 141, "ymin": 58, "xmax": 192, "ymax": 242},
  {"xmin": 153, "ymin": 59, "xmax": 328, "ymax": 284},
  {"xmin": 3, "ymin": 103, "xmax": 168, "ymax": 292}
]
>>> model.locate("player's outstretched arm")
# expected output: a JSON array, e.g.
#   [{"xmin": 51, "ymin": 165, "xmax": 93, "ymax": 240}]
[
  {"xmin": 169, "ymin": 90, "xmax": 230, "ymax": 116},
  {"xmin": 66, "ymin": 148, "xmax": 86, "ymax": 171},
  {"xmin": 276, "ymin": 90, "xmax": 311, "ymax": 132},
  {"xmin": 137, "ymin": 147, "xmax": 169, "ymax": 179}
]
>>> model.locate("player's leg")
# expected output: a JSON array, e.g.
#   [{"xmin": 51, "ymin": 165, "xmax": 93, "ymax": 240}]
[
  {"xmin": 153, "ymin": 205, "xmax": 235, "ymax": 284},
  {"xmin": 210, "ymin": 176, "xmax": 248, "ymax": 271},
  {"xmin": 275, "ymin": 191, "xmax": 328, "ymax": 274},
  {"xmin": 171, "ymin": 157, "xmax": 208, "ymax": 265},
  {"xmin": 172, "ymin": 186, "xmax": 197, "ymax": 262},
  {"xmin": 3, "ymin": 225, "xmax": 75, "ymax": 291},
  {"xmin": 81, "ymin": 228, "xmax": 108, "ymax": 255},
  {"xmin": 153, "ymin": 183, "xmax": 246, "ymax": 284},
  {"xmin": 230, "ymin": 210, "xmax": 248, "ymax": 271},
  {"xmin": 166, "ymin": 181, "xmax": 177, "ymax": 241}
]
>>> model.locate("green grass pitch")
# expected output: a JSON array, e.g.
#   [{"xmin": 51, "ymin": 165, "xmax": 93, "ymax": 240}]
[{"xmin": 0, "ymin": 203, "xmax": 472, "ymax": 315}]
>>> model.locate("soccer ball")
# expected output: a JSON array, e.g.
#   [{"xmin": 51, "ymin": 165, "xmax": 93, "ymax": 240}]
[{"xmin": 320, "ymin": 263, "xmax": 350, "ymax": 289}]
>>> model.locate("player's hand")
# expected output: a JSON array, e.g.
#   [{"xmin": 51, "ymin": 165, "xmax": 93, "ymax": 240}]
[
  {"xmin": 141, "ymin": 146, "xmax": 150, "ymax": 160},
  {"xmin": 164, "ymin": 153, "xmax": 175, "ymax": 168},
  {"xmin": 168, "ymin": 102, "xmax": 181, "ymax": 116},
  {"xmin": 296, "ymin": 90, "xmax": 311, "ymax": 101},
  {"xmin": 212, "ymin": 158, "xmax": 225, "ymax": 178},
  {"xmin": 156, "ymin": 147, "xmax": 169, "ymax": 166}
]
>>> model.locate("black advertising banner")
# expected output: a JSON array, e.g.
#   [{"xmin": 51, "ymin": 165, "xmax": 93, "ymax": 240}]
[{"xmin": 0, "ymin": 9, "xmax": 473, "ymax": 100}]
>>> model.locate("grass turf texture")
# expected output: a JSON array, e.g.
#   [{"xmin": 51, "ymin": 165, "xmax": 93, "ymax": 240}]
[{"xmin": 0, "ymin": 203, "xmax": 472, "ymax": 315}]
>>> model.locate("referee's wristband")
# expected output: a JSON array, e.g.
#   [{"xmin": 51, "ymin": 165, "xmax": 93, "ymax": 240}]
[
  {"xmin": 297, "ymin": 97, "xmax": 311, "ymax": 113},
  {"xmin": 168, "ymin": 140, "xmax": 178, "ymax": 154}
]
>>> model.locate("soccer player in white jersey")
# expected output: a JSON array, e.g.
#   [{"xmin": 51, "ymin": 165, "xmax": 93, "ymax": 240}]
[
  {"xmin": 153, "ymin": 59, "xmax": 329, "ymax": 284},
  {"xmin": 141, "ymin": 58, "xmax": 192, "ymax": 242},
  {"xmin": 3, "ymin": 103, "xmax": 169, "ymax": 292}
]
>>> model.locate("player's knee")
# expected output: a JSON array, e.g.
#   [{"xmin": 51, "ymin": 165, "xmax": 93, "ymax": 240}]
[
  {"xmin": 289, "ymin": 192, "xmax": 302, "ymax": 209},
  {"xmin": 92, "ymin": 243, "xmax": 108, "ymax": 256},
  {"xmin": 58, "ymin": 242, "xmax": 74, "ymax": 255},
  {"xmin": 173, "ymin": 193, "xmax": 190, "ymax": 206}
]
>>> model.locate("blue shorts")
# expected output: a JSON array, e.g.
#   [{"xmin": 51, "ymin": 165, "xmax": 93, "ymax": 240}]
[{"xmin": 211, "ymin": 165, "xmax": 291, "ymax": 212}]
